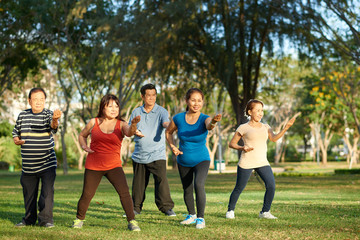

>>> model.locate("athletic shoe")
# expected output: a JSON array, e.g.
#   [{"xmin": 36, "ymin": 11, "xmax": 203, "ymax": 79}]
[
  {"xmin": 195, "ymin": 218, "xmax": 205, "ymax": 229},
  {"xmin": 164, "ymin": 209, "xmax": 176, "ymax": 217},
  {"xmin": 43, "ymin": 223, "xmax": 55, "ymax": 228},
  {"xmin": 259, "ymin": 211, "xmax": 277, "ymax": 219},
  {"xmin": 127, "ymin": 220, "xmax": 141, "ymax": 231},
  {"xmin": 226, "ymin": 210, "xmax": 235, "ymax": 219},
  {"xmin": 72, "ymin": 219, "xmax": 84, "ymax": 228},
  {"xmin": 123, "ymin": 210, "xmax": 140, "ymax": 218},
  {"xmin": 14, "ymin": 222, "xmax": 27, "ymax": 227},
  {"xmin": 180, "ymin": 214, "xmax": 196, "ymax": 225}
]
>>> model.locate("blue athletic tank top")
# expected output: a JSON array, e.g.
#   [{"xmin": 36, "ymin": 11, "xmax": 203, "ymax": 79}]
[{"xmin": 173, "ymin": 112, "xmax": 210, "ymax": 167}]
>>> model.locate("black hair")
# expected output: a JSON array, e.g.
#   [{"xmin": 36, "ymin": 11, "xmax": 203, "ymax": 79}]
[
  {"xmin": 140, "ymin": 83, "xmax": 157, "ymax": 96},
  {"xmin": 245, "ymin": 99, "xmax": 264, "ymax": 117},
  {"xmin": 185, "ymin": 88, "xmax": 204, "ymax": 111},
  {"xmin": 28, "ymin": 87, "xmax": 47, "ymax": 99},
  {"xmin": 96, "ymin": 94, "xmax": 124, "ymax": 121}
]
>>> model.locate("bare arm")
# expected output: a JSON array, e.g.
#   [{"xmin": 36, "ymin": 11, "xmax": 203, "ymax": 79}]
[
  {"xmin": 268, "ymin": 112, "xmax": 301, "ymax": 142},
  {"xmin": 122, "ymin": 115, "xmax": 141, "ymax": 137},
  {"xmin": 79, "ymin": 118, "xmax": 96, "ymax": 153},
  {"xmin": 51, "ymin": 109, "xmax": 62, "ymax": 129},
  {"xmin": 205, "ymin": 114, "xmax": 222, "ymax": 130},
  {"xmin": 228, "ymin": 131, "xmax": 254, "ymax": 152},
  {"xmin": 165, "ymin": 120, "xmax": 183, "ymax": 156}
]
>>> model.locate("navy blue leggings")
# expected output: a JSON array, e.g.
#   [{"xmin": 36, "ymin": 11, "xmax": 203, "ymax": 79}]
[{"xmin": 227, "ymin": 165, "xmax": 275, "ymax": 212}]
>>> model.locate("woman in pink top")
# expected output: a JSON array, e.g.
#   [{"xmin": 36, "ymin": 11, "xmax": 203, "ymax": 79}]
[
  {"xmin": 225, "ymin": 99, "xmax": 300, "ymax": 220},
  {"xmin": 72, "ymin": 94, "xmax": 141, "ymax": 231}
]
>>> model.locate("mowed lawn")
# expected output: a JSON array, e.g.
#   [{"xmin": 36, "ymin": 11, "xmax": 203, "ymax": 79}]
[{"xmin": 0, "ymin": 167, "xmax": 359, "ymax": 240}]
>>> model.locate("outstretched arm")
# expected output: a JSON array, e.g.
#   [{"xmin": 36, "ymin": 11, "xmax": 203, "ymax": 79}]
[
  {"xmin": 268, "ymin": 112, "xmax": 301, "ymax": 142},
  {"xmin": 122, "ymin": 116, "xmax": 141, "ymax": 137},
  {"xmin": 206, "ymin": 114, "xmax": 222, "ymax": 130}
]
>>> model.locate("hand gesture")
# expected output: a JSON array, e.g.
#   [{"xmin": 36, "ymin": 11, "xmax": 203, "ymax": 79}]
[
  {"xmin": 212, "ymin": 114, "xmax": 222, "ymax": 123},
  {"xmin": 243, "ymin": 146, "xmax": 254, "ymax": 152},
  {"xmin": 53, "ymin": 109, "xmax": 62, "ymax": 120},
  {"xmin": 13, "ymin": 137, "xmax": 25, "ymax": 145},
  {"xmin": 285, "ymin": 112, "xmax": 301, "ymax": 129},
  {"xmin": 171, "ymin": 146, "xmax": 183, "ymax": 156},
  {"xmin": 135, "ymin": 129, "xmax": 145, "ymax": 138},
  {"xmin": 131, "ymin": 116, "xmax": 141, "ymax": 125},
  {"xmin": 82, "ymin": 145, "xmax": 95, "ymax": 153}
]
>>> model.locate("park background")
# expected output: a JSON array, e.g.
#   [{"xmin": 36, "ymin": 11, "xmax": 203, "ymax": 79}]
[{"xmin": 0, "ymin": 0, "xmax": 359, "ymax": 239}]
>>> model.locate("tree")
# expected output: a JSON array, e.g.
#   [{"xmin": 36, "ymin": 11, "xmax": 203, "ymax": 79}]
[
  {"xmin": 300, "ymin": 75, "xmax": 343, "ymax": 165},
  {"xmin": 321, "ymin": 66, "xmax": 360, "ymax": 134},
  {"xmin": 260, "ymin": 56, "xmax": 309, "ymax": 163},
  {"xmin": 296, "ymin": 0, "xmax": 360, "ymax": 65},
  {"xmin": 293, "ymin": 1, "xmax": 360, "ymax": 167},
  {"xmin": 0, "ymin": 1, "xmax": 42, "ymax": 97},
  {"xmin": 321, "ymin": 66, "xmax": 360, "ymax": 168},
  {"xmin": 162, "ymin": 0, "xmax": 305, "ymax": 125}
]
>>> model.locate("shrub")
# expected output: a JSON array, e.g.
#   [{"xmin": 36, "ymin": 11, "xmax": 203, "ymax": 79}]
[
  {"xmin": 0, "ymin": 161, "xmax": 9, "ymax": 170},
  {"xmin": 334, "ymin": 169, "xmax": 360, "ymax": 175},
  {"xmin": 0, "ymin": 136, "xmax": 21, "ymax": 168},
  {"xmin": 0, "ymin": 121, "xmax": 13, "ymax": 137},
  {"xmin": 267, "ymin": 144, "xmax": 301, "ymax": 162}
]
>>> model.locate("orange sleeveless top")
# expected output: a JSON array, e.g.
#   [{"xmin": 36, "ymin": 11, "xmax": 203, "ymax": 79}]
[{"xmin": 85, "ymin": 118, "xmax": 124, "ymax": 170}]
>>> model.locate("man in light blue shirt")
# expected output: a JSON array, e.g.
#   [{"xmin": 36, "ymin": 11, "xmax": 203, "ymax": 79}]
[{"xmin": 128, "ymin": 84, "xmax": 175, "ymax": 216}]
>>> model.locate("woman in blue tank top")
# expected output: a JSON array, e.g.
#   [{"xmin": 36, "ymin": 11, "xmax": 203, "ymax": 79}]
[{"xmin": 166, "ymin": 88, "xmax": 221, "ymax": 229}]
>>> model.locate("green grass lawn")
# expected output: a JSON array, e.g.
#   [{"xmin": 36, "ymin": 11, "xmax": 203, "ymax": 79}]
[{"xmin": 0, "ymin": 166, "xmax": 359, "ymax": 240}]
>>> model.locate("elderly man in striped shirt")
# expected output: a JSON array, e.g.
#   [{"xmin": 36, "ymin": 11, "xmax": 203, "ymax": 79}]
[{"xmin": 12, "ymin": 87, "xmax": 61, "ymax": 228}]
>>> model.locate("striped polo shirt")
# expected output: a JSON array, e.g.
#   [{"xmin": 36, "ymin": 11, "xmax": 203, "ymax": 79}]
[{"xmin": 12, "ymin": 108, "xmax": 58, "ymax": 174}]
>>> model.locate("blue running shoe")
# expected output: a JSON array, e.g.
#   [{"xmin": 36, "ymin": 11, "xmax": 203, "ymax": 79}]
[
  {"xmin": 180, "ymin": 214, "xmax": 196, "ymax": 225},
  {"xmin": 196, "ymin": 218, "xmax": 205, "ymax": 229}
]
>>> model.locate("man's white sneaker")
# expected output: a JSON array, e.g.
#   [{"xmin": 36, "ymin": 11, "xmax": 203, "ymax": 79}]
[
  {"xmin": 226, "ymin": 210, "xmax": 235, "ymax": 219},
  {"xmin": 259, "ymin": 211, "xmax": 277, "ymax": 219}
]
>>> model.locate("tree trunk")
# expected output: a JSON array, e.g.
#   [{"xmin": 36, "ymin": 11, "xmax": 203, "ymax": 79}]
[
  {"xmin": 343, "ymin": 133, "xmax": 359, "ymax": 169},
  {"xmin": 70, "ymin": 127, "xmax": 86, "ymax": 170},
  {"xmin": 57, "ymin": 59, "xmax": 69, "ymax": 175},
  {"xmin": 207, "ymin": 134, "xmax": 219, "ymax": 169},
  {"xmin": 309, "ymin": 122, "xmax": 333, "ymax": 165},
  {"xmin": 303, "ymin": 136, "xmax": 308, "ymax": 161},
  {"xmin": 60, "ymin": 128, "xmax": 68, "ymax": 175},
  {"xmin": 317, "ymin": 126, "xmax": 333, "ymax": 166},
  {"xmin": 60, "ymin": 105, "xmax": 69, "ymax": 175},
  {"xmin": 321, "ymin": 148, "xmax": 328, "ymax": 166},
  {"xmin": 275, "ymin": 136, "xmax": 286, "ymax": 164}
]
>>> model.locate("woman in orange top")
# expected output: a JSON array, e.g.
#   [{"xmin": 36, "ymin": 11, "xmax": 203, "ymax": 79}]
[{"xmin": 72, "ymin": 94, "xmax": 141, "ymax": 231}]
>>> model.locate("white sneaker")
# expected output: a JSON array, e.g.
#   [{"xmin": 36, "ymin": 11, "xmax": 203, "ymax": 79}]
[
  {"xmin": 226, "ymin": 210, "xmax": 235, "ymax": 219},
  {"xmin": 259, "ymin": 211, "xmax": 277, "ymax": 219},
  {"xmin": 180, "ymin": 214, "xmax": 197, "ymax": 225},
  {"xmin": 195, "ymin": 218, "xmax": 205, "ymax": 229}
]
